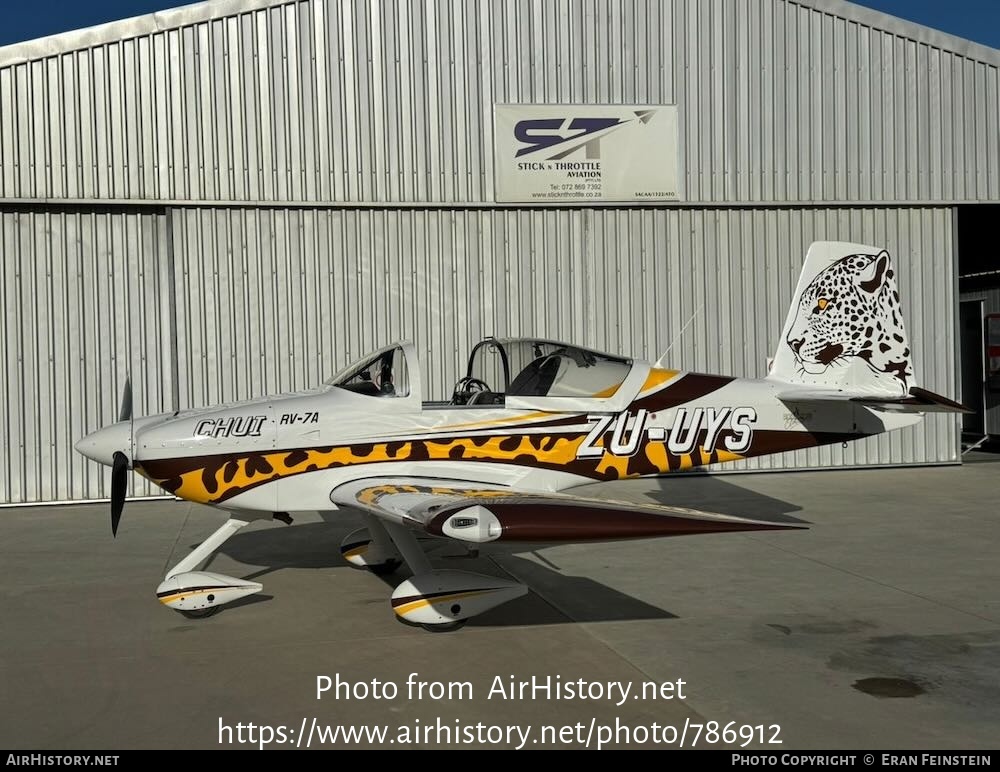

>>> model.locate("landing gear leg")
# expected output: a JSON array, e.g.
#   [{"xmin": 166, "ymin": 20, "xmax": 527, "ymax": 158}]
[
  {"xmin": 156, "ymin": 518, "xmax": 262, "ymax": 617},
  {"xmin": 382, "ymin": 521, "xmax": 432, "ymax": 574},
  {"xmin": 380, "ymin": 522, "xmax": 465, "ymax": 632},
  {"xmin": 339, "ymin": 514, "xmax": 403, "ymax": 575}
]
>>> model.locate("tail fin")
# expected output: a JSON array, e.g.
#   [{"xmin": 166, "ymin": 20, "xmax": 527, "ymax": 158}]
[{"xmin": 768, "ymin": 241, "xmax": 914, "ymax": 397}]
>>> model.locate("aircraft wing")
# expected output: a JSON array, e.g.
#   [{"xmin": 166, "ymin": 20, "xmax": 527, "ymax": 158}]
[{"xmin": 330, "ymin": 477, "xmax": 802, "ymax": 544}]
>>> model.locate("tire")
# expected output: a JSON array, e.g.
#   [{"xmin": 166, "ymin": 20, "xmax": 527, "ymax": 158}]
[
  {"xmin": 179, "ymin": 606, "xmax": 221, "ymax": 619},
  {"xmin": 420, "ymin": 619, "xmax": 467, "ymax": 633}
]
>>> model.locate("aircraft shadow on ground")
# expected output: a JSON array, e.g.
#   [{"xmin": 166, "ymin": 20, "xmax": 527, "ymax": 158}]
[
  {"xmin": 206, "ymin": 474, "xmax": 802, "ymax": 627},
  {"xmin": 575, "ymin": 472, "xmax": 807, "ymax": 523}
]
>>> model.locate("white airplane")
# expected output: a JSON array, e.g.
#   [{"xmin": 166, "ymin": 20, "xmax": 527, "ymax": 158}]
[{"xmin": 76, "ymin": 242, "xmax": 967, "ymax": 631}]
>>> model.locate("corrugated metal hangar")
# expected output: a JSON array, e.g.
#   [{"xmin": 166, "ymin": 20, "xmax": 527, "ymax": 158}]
[{"xmin": 1, "ymin": 0, "xmax": 998, "ymax": 505}]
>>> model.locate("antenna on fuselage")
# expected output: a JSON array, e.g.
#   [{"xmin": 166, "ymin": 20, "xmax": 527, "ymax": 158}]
[{"xmin": 654, "ymin": 301, "xmax": 704, "ymax": 369}]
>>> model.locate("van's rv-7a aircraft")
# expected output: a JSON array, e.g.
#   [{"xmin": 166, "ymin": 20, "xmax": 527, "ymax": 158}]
[{"xmin": 77, "ymin": 242, "xmax": 968, "ymax": 631}]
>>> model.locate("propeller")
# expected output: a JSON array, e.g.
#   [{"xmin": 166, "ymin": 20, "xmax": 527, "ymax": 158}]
[
  {"xmin": 118, "ymin": 375, "xmax": 132, "ymax": 422},
  {"xmin": 111, "ymin": 377, "xmax": 133, "ymax": 538},
  {"xmin": 111, "ymin": 450, "xmax": 128, "ymax": 537}
]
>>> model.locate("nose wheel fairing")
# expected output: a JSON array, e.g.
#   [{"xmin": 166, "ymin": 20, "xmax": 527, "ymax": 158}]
[
  {"xmin": 156, "ymin": 518, "xmax": 262, "ymax": 617},
  {"xmin": 156, "ymin": 570, "xmax": 262, "ymax": 613}
]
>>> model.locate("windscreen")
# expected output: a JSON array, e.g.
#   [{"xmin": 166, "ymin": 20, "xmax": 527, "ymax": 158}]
[
  {"xmin": 500, "ymin": 341, "xmax": 632, "ymax": 398},
  {"xmin": 326, "ymin": 345, "xmax": 410, "ymax": 398}
]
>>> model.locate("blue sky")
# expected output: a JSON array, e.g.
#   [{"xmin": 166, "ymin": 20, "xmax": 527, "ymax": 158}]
[
  {"xmin": 852, "ymin": 0, "xmax": 1000, "ymax": 49},
  {"xmin": 0, "ymin": 0, "xmax": 998, "ymax": 50}
]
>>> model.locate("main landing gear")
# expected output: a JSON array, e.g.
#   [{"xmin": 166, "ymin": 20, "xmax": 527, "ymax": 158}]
[
  {"xmin": 156, "ymin": 511, "xmax": 528, "ymax": 632},
  {"xmin": 155, "ymin": 518, "xmax": 263, "ymax": 618},
  {"xmin": 340, "ymin": 514, "xmax": 527, "ymax": 633}
]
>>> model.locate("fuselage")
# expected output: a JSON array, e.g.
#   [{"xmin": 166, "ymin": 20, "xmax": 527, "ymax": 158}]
[{"xmin": 78, "ymin": 367, "xmax": 911, "ymax": 515}]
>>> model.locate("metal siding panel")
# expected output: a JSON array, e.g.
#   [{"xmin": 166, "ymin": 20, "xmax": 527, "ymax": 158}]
[
  {"xmin": 0, "ymin": 217, "xmax": 9, "ymax": 493},
  {"xmin": 391, "ymin": 1, "xmax": 412, "ymax": 201},
  {"xmin": 284, "ymin": 4, "xmax": 304, "ymax": 201},
  {"xmin": 903, "ymin": 39, "xmax": 918, "ymax": 199},
  {"xmin": 337, "ymin": 1, "xmax": 359, "ymax": 200},
  {"xmin": 136, "ymin": 37, "xmax": 154, "ymax": 199},
  {"xmin": 769, "ymin": 0, "xmax": 786, "ymax": 201},
  {"xmin": 13, "ymin": 64, "xmax": 28, "ymax": 197},
  {"xmin": 975, "ymin": 63, "xmax": 989, "ymax": 199},
  {"xmin": 120, "ymin": 39, "xmax": 138, "ymax": 198},
  {"xmin": 165, "ymin": 30, "xmax": 184, "ymax": 200},
  {"xmin": 868, "ymin": 30, "xmax": 885, "ymax": 201},
  {"xmin": 733, "ymin": 0, "xmax": 748, "ymax": 202},
  {"xmin": 833, "ymin": 17, "xmax": 847, "ymax": 200},
  {"xmin": 801, "ymin": 6, "xmax": 816, "ymax": 201},
  {"xmin": 927, "ymin": 46, "xmax": 941, "ymax": 201},
  {"xmin": 0, "ymin": 209, "xmax": 171, "ymax": 503},
  {"xmin": 45, "ymin": 57, "xmax": 62, "ymax": 199},
  {"xmin": 195, "ymin": 22, "xmax": 215, "ymax": 201},
  {"xmin": 252, "ymin": 11, "xmax": 273, "ymax": 201},
  {"xmin": 855, "ymin": 24, "xmax": 871, "ymax": 200},
  {"xmin": 29, "ymin": 61, "xmax": 45, "ymax": 198},
  {"xmin": 1, "ymin": 214, "xmax": 21, "ymax": 498},
  {"xmin": 820, "ymin": 14, "xmax": 835, "ymax": 198},
  {"xmin": 990, "ymin": 67, "xmax": 1000, "ymax": 200},
  {"xmin": 941, "ymin": 53, "xmax": 955, "ymax": 201},
  {"xmin": 959, "ymin": 58, "xmax": 975, "ymax": 200},
  {"xmin": 106, "ymin": 43, "xmax": 125, "ymax": 198},
  {"xmin": 367, "ymin": 0, "xmax": 388, "ymax": 201},
  {"xmin": 0, "ymin": 67, "xmax": 11, "ymax": 196},
  {"xmin": 178, "ymin": 27, "xmax": 197, "ymax": 199},
  {"xmin": 234, "ymin": 16, "xmax": 255, "ymax": 200}
]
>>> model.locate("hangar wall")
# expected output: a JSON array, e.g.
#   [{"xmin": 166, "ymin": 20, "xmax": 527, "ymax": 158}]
[
  {"xmin": 1, "ymin": 0, "xmax": 995, "ymax": 503},
  {"xmin": 0, "ymin": 0, "xmax": 998, "ymax": 205},
  {"xmin": 0, "ymin": 204, "xmax": 957, "ymax": 503},
  {"xmin": 0, "ymin": 208, "xmax": 173, "ymax": 502}
]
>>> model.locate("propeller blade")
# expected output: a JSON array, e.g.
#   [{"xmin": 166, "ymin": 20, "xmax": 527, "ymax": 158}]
[
  {"xmin": 111, "ymin": 450, "xmax": 129, "ymax": 538},
  {"xmin": 118, "ymin": 376, "xmax": 133, "ymax": 422}
]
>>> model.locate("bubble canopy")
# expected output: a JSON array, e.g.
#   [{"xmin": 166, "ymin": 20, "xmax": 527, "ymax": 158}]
[{"xmin": 325, "ymin": 338, "xmax": 647, "ymax": 411}]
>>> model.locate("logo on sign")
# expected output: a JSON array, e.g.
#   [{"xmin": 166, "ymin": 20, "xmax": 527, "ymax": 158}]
[
  {"xmin": 514, "ymin": 118, "xmax": 623, "ymax": 160},
  {"xmin": 513, "ymin": 110, "xmax": 657, "ymax": 161}
]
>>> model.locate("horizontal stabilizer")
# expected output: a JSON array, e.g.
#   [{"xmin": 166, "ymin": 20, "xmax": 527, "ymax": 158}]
[{"xmin": 778, "ymin": 385, "xmax": 971, "ymax": 414}]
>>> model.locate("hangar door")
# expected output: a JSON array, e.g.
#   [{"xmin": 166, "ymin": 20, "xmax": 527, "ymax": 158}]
[{"xmin": 0, "ymin": 207, "xmax": 174, "ymax": 504}]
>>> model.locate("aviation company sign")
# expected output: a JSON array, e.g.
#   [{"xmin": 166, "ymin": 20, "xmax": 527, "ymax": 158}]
[{"xmin": 494, "ymin": 104, "xmax": 680, "ymax": 203}]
